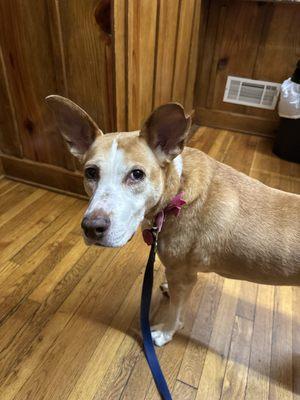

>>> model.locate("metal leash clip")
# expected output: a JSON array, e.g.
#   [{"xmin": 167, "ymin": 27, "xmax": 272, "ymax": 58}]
[{"xmin": 150, "ymin": 226, "xmax": 159, "ymax": 252}]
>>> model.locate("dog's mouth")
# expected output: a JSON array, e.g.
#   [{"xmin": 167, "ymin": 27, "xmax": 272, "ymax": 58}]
[{"xmin": 82, "ymin": 232, "xmax": 135, "ymax": 248}]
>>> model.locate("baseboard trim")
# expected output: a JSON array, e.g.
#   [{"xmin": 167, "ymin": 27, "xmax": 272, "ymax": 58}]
[
  {"xmin": 195, "ymin": 108, "xmax": 279, "ymax": 137},
  {"xmin": 0, "ymin": 154, "xmax": 87, "ymax": 198}
]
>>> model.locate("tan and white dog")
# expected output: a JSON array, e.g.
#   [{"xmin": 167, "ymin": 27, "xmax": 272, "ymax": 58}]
[{"xmin": 46, "ymin": 95, "xmax": 300, "ymax": 347}]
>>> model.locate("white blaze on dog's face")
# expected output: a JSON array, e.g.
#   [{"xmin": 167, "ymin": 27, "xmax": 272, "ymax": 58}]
[{"xmin": 45, "ymin": 95, "xmax": 191, "ymax": 247}]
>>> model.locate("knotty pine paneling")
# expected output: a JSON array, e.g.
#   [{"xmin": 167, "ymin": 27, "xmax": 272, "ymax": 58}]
[
  {"xmin": 0, "ymin": 0, "xmax": 202, "ymax": 194},
  {"xmin": 114, "ymin": 0, "xmax": 202, "ymax": 131},
  {"xmin": 0, "ymin": 0, "xmax": 75, "ymax": 169},
  {"xmin": 194, "ymin": 0, "xmax": 300, "ymax": 136}
]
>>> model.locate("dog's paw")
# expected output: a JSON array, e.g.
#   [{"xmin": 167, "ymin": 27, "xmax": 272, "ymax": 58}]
[{"xmin": 151, "ymin": 326, "xmax": 174, "ymax": 347}]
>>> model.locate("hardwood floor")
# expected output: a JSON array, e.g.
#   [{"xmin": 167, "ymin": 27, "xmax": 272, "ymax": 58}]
[{"xmin": 0, "ymin": 128, "xmax": 299, "ymax": 400}]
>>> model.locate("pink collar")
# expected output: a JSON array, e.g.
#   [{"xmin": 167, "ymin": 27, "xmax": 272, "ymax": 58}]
[{"xmin": 142, "ymin": 192, "xmax": 186, "ymax": 245}]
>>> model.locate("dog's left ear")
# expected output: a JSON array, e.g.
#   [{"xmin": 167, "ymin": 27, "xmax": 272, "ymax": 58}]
[{"xmin": 140, "ymin": 103, "xmax": 192, "ymax": 164}]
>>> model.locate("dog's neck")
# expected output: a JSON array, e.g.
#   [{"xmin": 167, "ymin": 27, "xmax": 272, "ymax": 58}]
[
  {"xmin": 145, "ymin": 155, "xmax": 183, "ymax": 221},
  {"xmin": 144, "ymin": 148, "xmax": 215, "ymax": 225}
]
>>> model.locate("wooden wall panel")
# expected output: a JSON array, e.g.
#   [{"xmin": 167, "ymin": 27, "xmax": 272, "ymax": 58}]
[
  {"xmin": 58, "ymin": 0, "xmax": 115, "ymax": 133},
  {"xmin": 114, "ymin": 0, "xmax": 202, "ymax": 131},
  {"xmin": 184, "ymin": 0, "xmax": 202, "ymax": 111},
  {"xmin": 0, "ymin": 47, "xmax": 21, "ymax": 157},
  {"xmin": 172, "ymin": 0, "xmax": 196, "ymax": 104},
  {"xmin": 113, "ymin": 0, "xmax": 127, "ymax": 131},
  {"xmin": 153, "ymin": 0, "xmax": 180, "ymax": 108},
  {"xmin": 127, "ymin": 0, "xmax": 158, "ymax": 130},
  {"xmin": 250, "ymin": 3, "xmax": 300, "ymax": 119},
  {"xmin": 194, "ymin": 0, "xmax": 300, "ymax": 136},
  {"xmin": 208, "ymin": 2, "xmax": 266, "ymax": 113},
  {"xmin": 0, "ymin": 0, "xmax": 203, "ymax": 194},
  {"xmin": 0, "ymin": 0, "xmax": 75, "ymax": 169}
]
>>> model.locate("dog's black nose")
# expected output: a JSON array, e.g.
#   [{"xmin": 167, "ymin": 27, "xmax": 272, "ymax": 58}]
[{"xmin": 81, "ymin": 214, "xmax": 111, "ymax": 240}]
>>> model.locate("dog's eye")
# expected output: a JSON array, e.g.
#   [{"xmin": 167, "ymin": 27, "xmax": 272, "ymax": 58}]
[
  {"xmin": 84, "ymin": 166, "xmax": 99, "ymax": 180},
  {"xmin": 130, "ymin": 169, "xmax": 145, "ymax": 181}
]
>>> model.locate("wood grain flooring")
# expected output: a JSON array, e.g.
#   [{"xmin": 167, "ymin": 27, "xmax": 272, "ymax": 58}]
[{"xmin": 0, "ymin": 128, "xmax": 299, "ymax": 400}]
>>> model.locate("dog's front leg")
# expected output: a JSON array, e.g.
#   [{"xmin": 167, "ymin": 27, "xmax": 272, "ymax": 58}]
[{"xmin": 151, "ymin": 267, "xmax": 197, "ymax": 346}]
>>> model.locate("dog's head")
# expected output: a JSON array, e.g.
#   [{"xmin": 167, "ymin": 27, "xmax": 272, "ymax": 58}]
[{"xmin": 46, "ymin": 96, "xmax": 191, "ymax": 247}]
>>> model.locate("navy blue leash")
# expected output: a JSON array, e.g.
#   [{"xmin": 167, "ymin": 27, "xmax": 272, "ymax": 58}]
[{"xmin": 140, "ymin": 228, "xmax": 173, "ymax": 400}]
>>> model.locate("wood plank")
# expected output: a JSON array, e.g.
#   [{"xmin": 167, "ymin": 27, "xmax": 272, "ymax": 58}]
[
  {"xmin": 0, "ymin": 180, "xmax": 20, "ymax": 198},
  {"xmin": 269, "ymin": 286, "xmax": 293, "ymax": 400},
  {"xmin": 0, "ymin": 196, "xmax": 82, "ymax": 282},
  {"xmin": 178, "ymin": 274, "xmax": 223, "ymax": 388},
  {"xmin": 195, "ymin": 279, "xmax": 240, "ymax": 400},
  {"xmin": 205, "ymin": 130, "xmax": 234, "ymax": 162},
  {"xmin": 0, "ymin": 183, "xmax": 34, "ymax": 213},
  {"xmin": 0, "ymin": 177, "xmax": 12, "ymax": 190},
  {"xmin": 210, "ymin": 1, "xmax": 267, "ymax": 113},
  {"xmin": 93, "ymin": 261, "xmax": 165, "ymax": 400},
  {"xmin": 195, "ymin": 0, "xmax": 220, "ymax": 109},
  {"xmin": 0, "ymin": 261, "xmax": 19, "ymax": 286},
  {"xmin": 188, "ymin": 127, "xmax": 221, "ymax": 156},
  {"xmin": 0, "ymin": 299, "xmax": 41, "ymax": 364},
  {"xmin": 172, "ymin": 0, "xmax": 196, "ymax": 104},
  {"xmin": 29, "ymin": 237, "xmax": 88, "ymax": 304},
  {"xmin": 11, "ymin": 196, "xmax": 77, "ymax": 265},
  {"xmin": 0, "ymin": 245, "xmax": 104, "ymax": 399},
  {"xmin": 153, "ymin": 0, "xmax": 180, "ymax": 107},
  {"xmin": 251, "ymin": 138, "xmax": 300, "ymax": 179},
  {"xmin": 254, "ymin": 4, "xmax": 300, "ymax": 84},
  {"xmin": 184, "ymin": 0, "xmax": 202, "ymax": 111},
  {"xmin": 66, "ymin": 264, "xmax": 145, "ymax": 400},
  {"xmin": 292, "ymin": 287, "xmax": 300, "ymax": 399},
  {"xmin": 222, "ymin": 133, "xmax": 259, "ymax": 174},
  {"xmin": 127, "ymin": 0, "xmax": 157, "ymax": 130},
  {"xmin": 220, "ymin": 316, "xmax": 253, "ymax": 399},
  {"xmin": 194, "ymin": 1, "xmax": 300, "ymax": 135},
  {"xmin": 0, "ymin": 196, "xmax": 84, "ymax": 271},
  {"xmin": 93, "ymin": 333, "xmax": 141, "ymax": 400},
  {"xmin": 173, "ymin": 381, "xmax": 197, "ymax": 400},
  {"xmin": 245, "ymin": 285, "xmax": 274, "ymax": 400},
  {"xmin": 0, "ymin": 0, "xmax": 74, "ymax": 168},
  {"xmin": 250, "ymin": 3, "xmax": 300, "ymax": 120},
  {"xmin": 194, "ymin": 107, "xmax": 278, "ymax": 137},
  {"xmin": 236, "ymin": 281, "xmax": 258, "ymax": 321},
  {"xmin": 250, "ymin": 170, "xmax": 300, "ymax": 195},
  {"xmin": 1, "ymin": 154, "xmax": 86, "ymax": 197},
  {"xmin": 0, "ymin": 46, "xmax": 21, "ymax": 157},
  {"xmin": 12, "ymin": 236, "xmax": 146, "ymax": 400},
  {"xmin": 113, "ymin": 0, "xmax": 127, "ymax": 131},
  {"xmin": 47, "ymin": 0, "xmax": 69, "ymax": 97},
  {"xmin": 58, "ymin": 0, "xmax": 114, "ymax": 133},
  {"xmin": 144, "ymin": 272, "xmax": 207, "ymax": 399},
  {"xmin": 0, "ymin": 192, "xmax": 70, "ymax": 264},
  {"xmin": 0, "ymin": 229, "xmax": 82, "ymax": 324},
  {"xmin": 0, "ymin": 187, "xmax": 45, "ymax": 226}
]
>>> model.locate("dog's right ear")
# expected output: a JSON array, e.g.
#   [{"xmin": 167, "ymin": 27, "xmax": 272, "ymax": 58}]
[
  {"xmin": 140, "ymin": 103, "xmax": 191, "ymax": 164},
  {"xmin": 45, "ymin": 95, "xmax": 102, "ymax": 161}
]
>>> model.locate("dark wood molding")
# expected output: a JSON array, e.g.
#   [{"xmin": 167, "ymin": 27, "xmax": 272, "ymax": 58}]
[
  {"xmin": 194, "ymin": 108, "xmax": 279, "ymax": 138},
  {"xmin": 0, "ymin": 156, "xmax": 3, "ymax": 176},
  {"xmin": 0, "ymin": 154, "xmax": 87, "ymax": 198}
]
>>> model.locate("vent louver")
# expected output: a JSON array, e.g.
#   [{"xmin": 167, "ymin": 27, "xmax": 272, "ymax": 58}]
[{"xmin": 223, "ymin": 76, "xmax": 281, "ymax": 110}]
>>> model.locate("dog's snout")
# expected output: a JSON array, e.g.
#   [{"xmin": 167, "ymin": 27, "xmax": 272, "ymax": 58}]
[{"xmin": 81, "ymin": 213, "xmax": 111, "ymax": 241}]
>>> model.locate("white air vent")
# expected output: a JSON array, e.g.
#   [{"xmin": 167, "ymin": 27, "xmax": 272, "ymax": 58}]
[{"xmin": 223, "ymin": 76, "xmax": 281, "ymax": 110}]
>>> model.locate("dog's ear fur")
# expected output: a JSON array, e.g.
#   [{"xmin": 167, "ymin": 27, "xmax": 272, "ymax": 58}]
[
  {"xmin": 45, "ymin": 95, "xmax": 102, "ymax": 161},
  {"xmin": 140, "ymin": 103, "xmax": 192, "ymax": 164}
]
